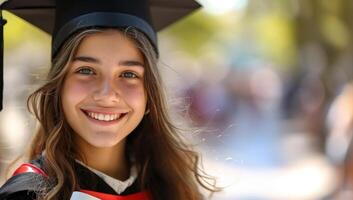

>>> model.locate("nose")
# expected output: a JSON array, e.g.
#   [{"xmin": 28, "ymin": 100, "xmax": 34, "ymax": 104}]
[{"xmin": 92, "ymin": 78, "xmax": 120, "ymax": 103}]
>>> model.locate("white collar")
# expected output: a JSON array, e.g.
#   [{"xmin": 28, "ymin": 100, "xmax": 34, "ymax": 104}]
[{"xmin": 75, "ymin": 160, "xmax": 138, "ymax": 194}]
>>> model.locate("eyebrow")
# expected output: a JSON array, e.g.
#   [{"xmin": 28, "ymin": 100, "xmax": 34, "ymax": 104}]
[
  {"xmin": 73, "ymin": 56, "xmax": 100, "ymax": 63},
  {"xmin": 72, "ymin": 56, "xmax": 144, "ymax": 67}
]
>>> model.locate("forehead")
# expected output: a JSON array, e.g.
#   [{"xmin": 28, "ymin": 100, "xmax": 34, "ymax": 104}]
[{"xmin": 75, "ymin": 30, "xmax": 143, "ymax": 60}]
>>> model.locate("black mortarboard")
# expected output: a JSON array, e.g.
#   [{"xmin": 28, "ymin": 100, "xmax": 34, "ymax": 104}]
[{"xmin": 0, "ymin": 0, "xmax": 201, "ymax": 111}]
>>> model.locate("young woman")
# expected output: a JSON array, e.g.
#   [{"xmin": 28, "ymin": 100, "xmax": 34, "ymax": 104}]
[{"xmin": 0, "ymin": 0, "xmax": 219, "ymax": 200}]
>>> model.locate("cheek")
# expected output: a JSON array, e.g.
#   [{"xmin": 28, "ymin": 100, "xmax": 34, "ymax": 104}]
[
  {"xmin": 62, "ymin": 79, "xmax": 92, "ymax": 106},
  {"xmin": 120, "ymin": 84, "xmax": 147, "ymax": 109}
]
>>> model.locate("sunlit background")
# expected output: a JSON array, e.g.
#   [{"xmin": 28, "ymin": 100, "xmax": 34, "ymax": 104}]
[{"xmin": 1, "ymin": 0, "xmax": 353, "ymax": 199}]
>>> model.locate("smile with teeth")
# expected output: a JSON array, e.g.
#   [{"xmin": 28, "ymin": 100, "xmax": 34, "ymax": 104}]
[{"xmin": 86, "ymin": 111, "xmax": 124, "ymax": 122}]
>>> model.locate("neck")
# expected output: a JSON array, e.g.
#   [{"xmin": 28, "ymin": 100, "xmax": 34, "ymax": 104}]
[{"xmin": 77, "ymin": 139, "xmax": 130, "ymax": 181}]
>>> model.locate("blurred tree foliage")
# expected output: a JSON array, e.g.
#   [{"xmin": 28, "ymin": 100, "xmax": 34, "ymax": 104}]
[
  {"xmin": 3, "ymin": 11, "xmax": 50, "ymax": 51},
  {"xmin": 165, "ymin": 0, "xmax": 353, "ymax": 82},
  {"xmin": 162, "ymin": 10, "xmax": 227, "ymax": 57}
]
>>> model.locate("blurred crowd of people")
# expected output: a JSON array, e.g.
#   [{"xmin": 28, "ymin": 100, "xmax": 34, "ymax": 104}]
[{"xmin": 166, "ymin": 56, "xmax": 352, "ymax": 199}]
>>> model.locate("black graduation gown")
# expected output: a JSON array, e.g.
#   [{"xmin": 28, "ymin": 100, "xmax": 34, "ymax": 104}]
[{"xmin": 0, "ymin": 157, "xmax": 142, "ymax": 200}]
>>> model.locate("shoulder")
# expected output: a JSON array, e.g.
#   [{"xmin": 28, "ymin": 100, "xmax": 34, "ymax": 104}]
[
  {"xmin": 0, "ymin": 157, "xmax": 47, "ymax": 200},
  {"xmin": 0, "ymin": 190, "xmax": 37, "ymax": 200},
  {"xmin": 0, "ymin": 172, "xmax": 45, "ymax": 200}
]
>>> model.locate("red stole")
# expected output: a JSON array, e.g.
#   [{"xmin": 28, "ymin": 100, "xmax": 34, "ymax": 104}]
[
  {"xmin": 13, "ymin": 163, "xmax": 152, "ymax": 200},
  {"xmin": 80, "ymin": 189, "xmax": 151, "ymax": 200}
]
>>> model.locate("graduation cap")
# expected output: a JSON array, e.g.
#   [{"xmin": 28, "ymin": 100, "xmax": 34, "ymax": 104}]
[{"xmin": 0, "ymin": 0, "xmax": 201, "ymax": 111}]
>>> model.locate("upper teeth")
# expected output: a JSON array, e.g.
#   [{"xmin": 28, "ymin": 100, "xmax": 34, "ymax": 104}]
[{"xmin": 87, "ymin": 112, "xmax": 121, "ymax": 121}]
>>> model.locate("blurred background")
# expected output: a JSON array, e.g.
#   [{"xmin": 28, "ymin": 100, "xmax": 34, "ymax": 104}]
[{"xmin": 1, "ymin": 0, "xmax": 353, "ymax": 199}]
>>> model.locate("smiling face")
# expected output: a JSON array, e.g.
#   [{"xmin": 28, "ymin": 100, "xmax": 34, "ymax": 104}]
[{"xmin": 61, "ymin": 30, "xmax": 147, "ymax": 149}]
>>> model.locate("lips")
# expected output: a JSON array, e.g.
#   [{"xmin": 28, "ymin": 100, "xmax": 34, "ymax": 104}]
[{"xmin": 81, "ymin": 109, "xmax": 127, "ymax": 122}]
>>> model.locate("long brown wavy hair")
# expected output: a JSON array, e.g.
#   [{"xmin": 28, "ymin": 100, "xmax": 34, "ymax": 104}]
[{"xmin": 25, "ymin": 27, "xmax": 219, "ymax": 200}]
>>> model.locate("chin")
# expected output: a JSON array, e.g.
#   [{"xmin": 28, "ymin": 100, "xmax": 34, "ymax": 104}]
[
  {"xmin": 88, "ymin": 138, "xmax": 123, "ymax": 148},
  {"xmin": 74, "ymin": 129, "xmax": 125, "ymax": 149}
]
